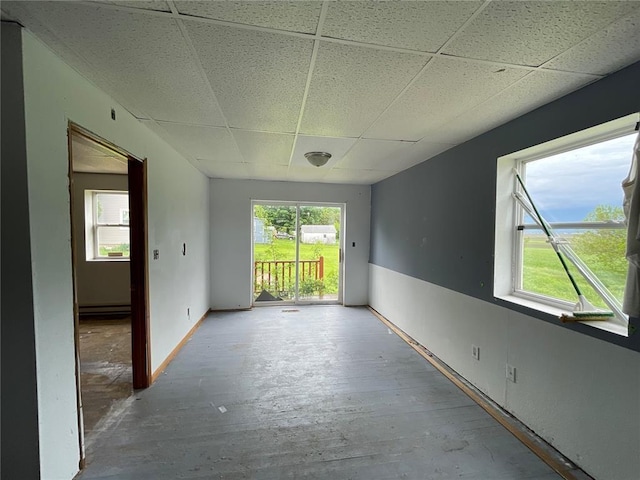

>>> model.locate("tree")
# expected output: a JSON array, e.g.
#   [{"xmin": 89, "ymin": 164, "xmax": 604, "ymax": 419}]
[
  {"xmin": 571, "ymin": 205, "xmax": 626, "ymax": 275},
  {"xmin": 254, "ymin": 205, "xmax": 267, "ymax": 222},
  {"xmin": 299, "ymin": 206, "xmax": 322, "ymax": 226},
  {"xmin": 261, "ymin": 206, "xmax": 296, "ymax": 234},
  {"xmin": 255, "ymin": 205, "xmax": 342, "ymax": 236}
]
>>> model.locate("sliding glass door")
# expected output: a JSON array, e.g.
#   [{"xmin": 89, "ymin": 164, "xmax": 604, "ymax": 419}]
[{"xmin": 252, "ymin": 202, "xmax": 343, "ymax": 305}]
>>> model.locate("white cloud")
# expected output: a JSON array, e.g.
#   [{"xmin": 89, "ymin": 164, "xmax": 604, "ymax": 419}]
[{"xmin": 526, "ymin": 133, "xmax": 636, "ymax": 215}]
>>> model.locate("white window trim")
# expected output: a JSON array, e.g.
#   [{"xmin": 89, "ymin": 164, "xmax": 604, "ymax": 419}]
[
  {"xmin": 494, "ymin": 113, "xmax": 639, "ymax": 337},
  {"xmin": 85, "ymin": 189, "xmax": 130, "ymax": 262}
]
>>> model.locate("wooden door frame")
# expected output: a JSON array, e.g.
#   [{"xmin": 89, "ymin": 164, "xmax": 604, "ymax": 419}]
[
  {"xmin": 67, "ymin": 123, "xmax": 151, "ymax": 468},
  {"xmin": 128, "ymin": 156, "xmax": 151, "ymax": 389}
]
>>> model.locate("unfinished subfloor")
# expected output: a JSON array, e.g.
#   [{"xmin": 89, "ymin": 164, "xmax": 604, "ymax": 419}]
[
  {"xmin": 79, "ymin": 316, "xmax": 133, "ymax": 435},
  {"xmin": 77, "ymin": 306, "xmax": 561, "ymax": 479}
]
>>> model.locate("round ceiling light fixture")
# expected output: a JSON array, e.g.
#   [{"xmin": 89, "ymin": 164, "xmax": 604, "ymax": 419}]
[{"xmin": 304, "ymin": 151, "xmax": 332, "ymax": 167}]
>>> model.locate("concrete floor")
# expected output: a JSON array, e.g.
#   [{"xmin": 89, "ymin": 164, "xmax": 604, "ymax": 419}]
[
  {"xmin": 79, "ymin": 317, "xmax": 133, "ymax": 434},
  {"xmin": 77, "ymin": 306, "xmax": 561, "ymax": 479}
]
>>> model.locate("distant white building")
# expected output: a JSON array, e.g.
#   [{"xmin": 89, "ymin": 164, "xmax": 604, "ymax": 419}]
[
  {"xmin": 300, "ymin": 225, "xmax": 337, "ymax": 244},
  {"xmin": 253, "ymin": 217, "xmax": 270, "ymax": 244}
]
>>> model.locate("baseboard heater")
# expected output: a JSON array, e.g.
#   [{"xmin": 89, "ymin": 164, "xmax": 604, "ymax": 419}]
[{"xmin": 79, "ymin": 304, "xmax": 131, "ymax": 316}]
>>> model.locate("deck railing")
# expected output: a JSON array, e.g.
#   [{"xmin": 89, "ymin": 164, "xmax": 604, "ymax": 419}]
[{"xmin": 254, "ymin": 256, "xmax": 324, "ymax": 297}]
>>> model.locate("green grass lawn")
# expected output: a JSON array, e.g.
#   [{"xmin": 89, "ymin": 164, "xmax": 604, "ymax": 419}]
[
  {"xmin": 523, "ymin": 241, "xmax": 625, "ymax": 310},
  {"xmin": 254, "ymin": 239, "xmax": 340, "ymax": 296}
]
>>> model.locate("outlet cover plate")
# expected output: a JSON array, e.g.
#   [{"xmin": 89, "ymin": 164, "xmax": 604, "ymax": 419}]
[{"xmin": 472, "ymin": 344, "xmax": 480, "ymax": 361}]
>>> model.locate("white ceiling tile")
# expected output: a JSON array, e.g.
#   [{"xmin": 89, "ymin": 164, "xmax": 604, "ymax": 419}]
[
  {"xmin": 197, "ymin": 159, "xmax": 249, "ymax": 179},
  {"xmin": 336, "ymin": 139, "xmax": 453, "ymax": 174},
  {"xmin": 323, "ymin": 1, "xmax": 482, "ymax": 52},
  {"xmin": 290, "ymin": 135, "xmax": 358, "ymax": 169},
  {"xmin": 545, "ymin": 8, "xmax": 640, "ymax": 75},
  {"xmin": 424, "ymin": 71, "xmax": 596, "ymax": 145},
  {"xmin": 175, "ymin": 1, "xmax": 322, "ymax": 34},
  {"xmin": 185, "ymin": 21, "xmax": 313, "ymax": 132},
  {"xmin": 155, "ymin": 122, "xmax": 242, "ymax": 163},
  {"xmin": 365, "ymin": 58, "xmax": 528, "ymax": 141},
  {"xmin": 323, "ymin": 168, "xmax": 391, "ymax": 185},
  {"xmin": 9, "ymin": 2, "xmax": 225, "ymax": 125},
  {"xmin": 231, "ymin": 130, "xmax": 294, "ymax": 166},
  {"xmin": 94, "ymin": 1, "xmax": 171, "ymax": 12},
  {"xmin": 395, "ymin": 140, "xmax": 457, "ymax": 171},
  {"xmin": 443, "ymin": 1, "xmax": 639, "ymax": 66},
  {"xmin": 335, "ymin": 139, "xmax": 417, "ymax": 172},
  {"xmin": 286, "ymin": 166, "xmax": 330, "ymax": 182},
  {"xmin": 300, "ymin": 43, "xmax": 427, "ymax": 137},
  {"xmin": 246, "ymin": 164, "xmax": 290, "ymax": 181}
]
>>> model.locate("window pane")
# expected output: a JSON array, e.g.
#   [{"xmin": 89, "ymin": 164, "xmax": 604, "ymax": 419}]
[
  {"xmin": 97, "ymin": 226, "xmax": 130, "ymax": 258},
  {"xmin": 522, "ymin": 228, "xmax": 625, "ymax": 308},
  {"xmin": 525, "ymin": 134, "xmax": 635, "ymax": 223},
  {"xmin": 96, "ymin": 192, "xmax": 129, "ymax": 225},
  {"xmin": 569, "ymin": 228, "xmax": 626, "ymax": 304},
  {"xmin": 520, "ymin": 133, "xmax": 635, "ymax": 308}
]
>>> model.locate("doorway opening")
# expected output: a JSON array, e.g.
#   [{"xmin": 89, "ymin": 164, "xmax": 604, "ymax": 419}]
[
  {"xmin": 67, "ymin": 124, "xmax": 150, "ymax": 468},
  {"xmin": 252, "ymin": 202, "xmax": 344, "ymax": 305}
]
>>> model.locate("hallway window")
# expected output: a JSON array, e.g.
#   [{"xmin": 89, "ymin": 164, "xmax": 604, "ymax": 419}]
[{"xmin": 85, "ymin": 190, "xmax": 130, "ymax": 260}]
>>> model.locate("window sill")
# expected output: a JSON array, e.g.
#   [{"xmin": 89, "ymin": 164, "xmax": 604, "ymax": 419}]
[{"xmin": 496, "ymin": 294, "xmax": 629, "ymax": 337}]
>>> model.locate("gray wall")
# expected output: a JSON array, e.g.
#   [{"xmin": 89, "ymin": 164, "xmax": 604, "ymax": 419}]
[
  {"xmin": 1, "ymin": 21, "xmax": 41, "ymax": 479},
  {"xmin": 370, "ymin": 61, "xmax": 640, "ymax": 352}
]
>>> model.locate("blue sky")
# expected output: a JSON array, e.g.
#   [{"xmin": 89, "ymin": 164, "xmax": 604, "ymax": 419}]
[{"xmin": 525, "ymin": 132, "xmax": 637, "ymax": 223}]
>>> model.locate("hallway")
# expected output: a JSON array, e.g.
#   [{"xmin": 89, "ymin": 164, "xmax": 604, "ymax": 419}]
[{"xmin": 78, "ymin": 306, "xmax": 561, "ymax": 479}]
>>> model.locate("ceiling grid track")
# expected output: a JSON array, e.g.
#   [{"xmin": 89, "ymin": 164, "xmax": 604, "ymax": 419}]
[
  {"xmin": 317, "ymin": 1, "xmax": 498, "ymax": 174},
  {"xmin": 351, "ymin": 0, "xmax": 592, "ymax": 152},
  {"xmin": 78, "ymin": 1, "xmax": 601, "ymax": 81},
  {"xmin": 436, "ymin": 53, "xmax": 604, "ymax": 79},
  {"xmin": 408, "ymin": 66, "xmax": 594, "ymax": 150},
  {"xmin": 418, "ymin": 0, "xmax": 632, "ymax": 144},
  {"xmin": 536, "ymin": 4, "xmax": 640, "ymax": 75},
  {"xmin": 286, "ymin": 0, "xmax": 330, "ymax": 172},
  {"xmin": 166, "ymin": 0, "xmax": 248, "ymax": 173},
  {"xmin": 355, "ymin": 0, "xmax": 492, "ymax": 146},
  {"xmin": 436, "ymin": 0, "xmax": 492, "ymax": 56},
  {"xmin": 19, "ymin": 3, "xmax": 162, "ymax": 133}
]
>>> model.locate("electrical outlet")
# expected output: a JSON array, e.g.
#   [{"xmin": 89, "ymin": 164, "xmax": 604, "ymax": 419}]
[
  {"xmin": 506, "ymin": 364, "xmax": 517, "ymax": 383},
  {"xmin": 472, "ymin": 344, "xmax": 480, "ymax": 361}
]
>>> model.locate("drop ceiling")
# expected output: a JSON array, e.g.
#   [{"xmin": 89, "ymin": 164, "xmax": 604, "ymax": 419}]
[{"xmin": 3, "ymin": 1, "xmax": 640, "ymax": 184}]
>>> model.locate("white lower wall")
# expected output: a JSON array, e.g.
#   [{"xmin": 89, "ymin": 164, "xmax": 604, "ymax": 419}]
[
  {"xmin": 369, "ymin": 263, "xmax": 640, "ymax": 480},
  {"xmin": 22, "ymin": 31, "xmax": 210, "ymax": 479},
  {"xmin": 210, "ymin": 179, "xmax": 370, "ymax": 309}
]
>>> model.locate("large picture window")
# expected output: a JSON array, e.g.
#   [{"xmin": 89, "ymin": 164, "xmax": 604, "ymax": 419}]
[
  {"xmin": 495, "ymin": 113, "xmax": 638, "ymax": 336},
  {"xmin": 85, "ymin": 190, "xmax": 130, "ymax": 260},
  {"xmin": 517, "ymin": 134, "xmax": 634, "ymax": 307}
]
